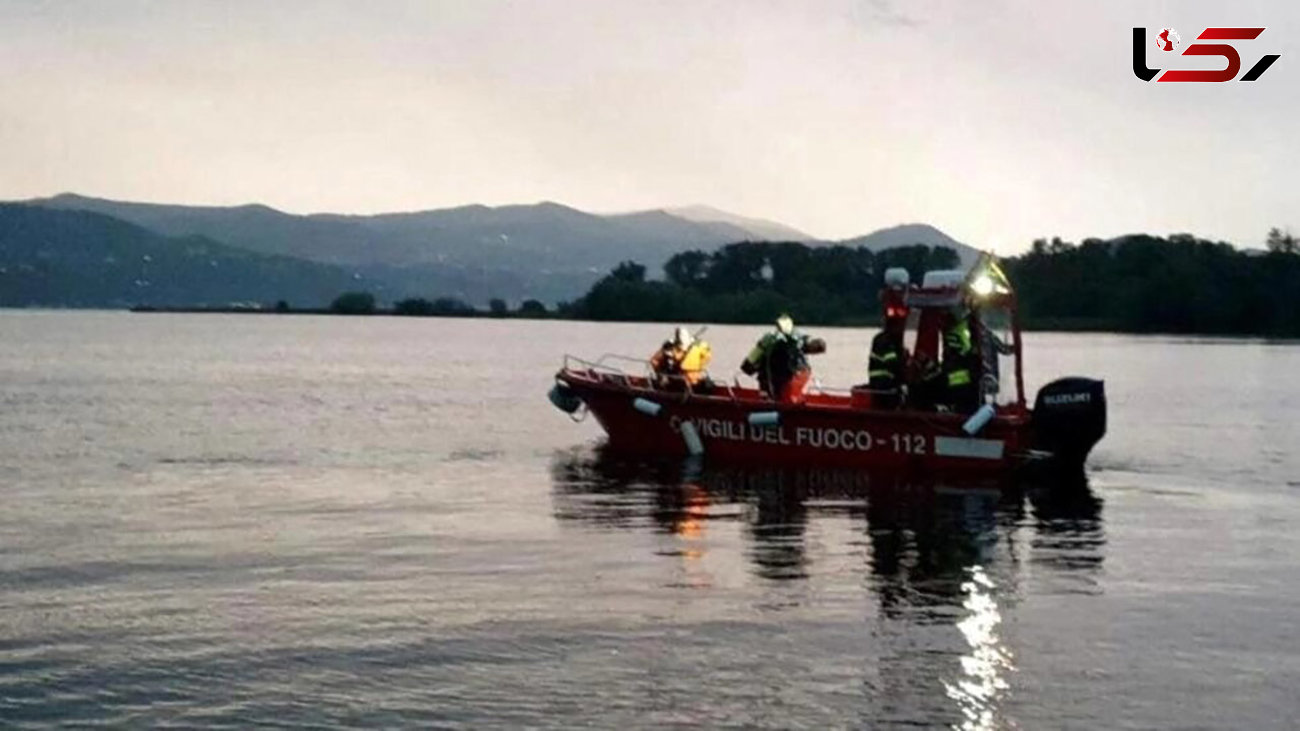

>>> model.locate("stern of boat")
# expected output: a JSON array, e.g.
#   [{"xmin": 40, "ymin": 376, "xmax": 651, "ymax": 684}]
[{"xmin": 1030, "ymin": 377, "xmax": 1107, "ymax": 468}]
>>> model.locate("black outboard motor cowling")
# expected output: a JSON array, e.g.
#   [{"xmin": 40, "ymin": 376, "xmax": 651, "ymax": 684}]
[{"xmin": 1032, "ymin": 377, "xmax": 1106, "ymax": 466}]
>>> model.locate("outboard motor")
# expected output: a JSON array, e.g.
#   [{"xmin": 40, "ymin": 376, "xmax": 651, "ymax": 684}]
[{"xmin": 1031, "ymin": 377, "xmax": 1107, "ymax": 467}]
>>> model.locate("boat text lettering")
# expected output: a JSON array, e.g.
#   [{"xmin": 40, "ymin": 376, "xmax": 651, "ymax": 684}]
[
  {"xmin": 794, "ymin": 427, "xmax": 873, "ymax": 451},
  {"xmin": 669, "ymin": 417, "xmax": 929, "ymax": 454},
  {"xmin": 1043, "ymin": 393, "xmax": 1091, "ymax": 406}
]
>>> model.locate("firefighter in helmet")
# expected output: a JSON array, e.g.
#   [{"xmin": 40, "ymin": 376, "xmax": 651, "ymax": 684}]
[{"xmin": 741, "ymin": 314, "xmax": 826, "ymax": 403}]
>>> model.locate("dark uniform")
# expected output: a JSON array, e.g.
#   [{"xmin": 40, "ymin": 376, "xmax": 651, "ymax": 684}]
[
  {"xmin": 868, "ymin": 329, "xmax": 908, "ymax": 409},
  {"xmin": 743, "ymin": 316, "xmax": 826, "ymax": 404},
  {"xmin": 942, "ymin": 318, "xmax": 980, "ymax": 413},
  {"xmin": 744, "ymin": 331, "xmax": 811, "ymax": 402}
]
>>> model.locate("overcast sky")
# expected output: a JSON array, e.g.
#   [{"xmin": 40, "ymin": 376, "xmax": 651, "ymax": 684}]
[{"xmin": 0, "ymin": 0, "xmax": 1295, "ymax": 251}]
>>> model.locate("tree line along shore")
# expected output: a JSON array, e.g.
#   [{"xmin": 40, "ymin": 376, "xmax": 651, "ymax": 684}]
[{"xmin": 135, "ymin": 229, "xmax": 1300, "ymax": 337}]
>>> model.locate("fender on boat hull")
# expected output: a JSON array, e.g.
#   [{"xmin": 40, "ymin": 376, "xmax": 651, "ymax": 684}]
[
  {"xmin": 554, "ymin": 369, "xmax": 1033, "ymax": 474},
  {"xmin": 548, "ymin": 382, "xmax": 584, "ymax": 414},
  {"xmin": 550, "ymin": 367, "xmax": 1108, "ymax": 479}
]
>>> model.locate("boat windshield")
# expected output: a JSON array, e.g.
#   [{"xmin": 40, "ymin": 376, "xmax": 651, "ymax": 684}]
[{"xmin": 975, "ymin": 303, "xmax": 1018, "ymax": 406}]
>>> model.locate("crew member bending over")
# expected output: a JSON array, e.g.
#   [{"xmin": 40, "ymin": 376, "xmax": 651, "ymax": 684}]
[
  {"xmin": 741, "ymin": 314, "xmax": 826, "ymax": 404},
  {"xmin": 650, "ymin": 327, "xmax": 712, "ymax": 388}
]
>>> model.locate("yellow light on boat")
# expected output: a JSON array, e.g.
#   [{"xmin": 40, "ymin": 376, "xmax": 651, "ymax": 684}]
[{"xmin": 971, "ymin": 274, "xmax": 996, "ymax": 297}]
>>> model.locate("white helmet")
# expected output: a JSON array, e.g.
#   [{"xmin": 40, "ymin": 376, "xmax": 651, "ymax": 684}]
[
  {"xmin": 775, "ymin": 314, "xmax": 794, "ymax": 335},
  {"xmin": 674, "ymin": 326, "xmax": 694, "ymax": 347}
]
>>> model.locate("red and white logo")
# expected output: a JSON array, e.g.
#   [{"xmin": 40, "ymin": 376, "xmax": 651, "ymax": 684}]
[
  {"xmin": 1133, "ymin": 27, "xmax": 1280, "ymax": 82},
  {"xmin": 1155, "ymin": 28, "xmax": 1181, "ymax": 52}
]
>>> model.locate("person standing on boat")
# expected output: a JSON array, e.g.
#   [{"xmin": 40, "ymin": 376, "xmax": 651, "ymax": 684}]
[
  {"xmin": 741, "ymin": 314, "xmax": 826, "ymax": 404},
  {"xmin": 868, "ymin": 302, "xmax": 910, "ymax": 409},
  {"xmin": 908, "ymin": 351, "xmax": 944, "ymax": 411},
  {"xmin": 650, "ymin": 326, "xmax": 713, "ymax": 389},
  {"xmin": 941, "ymin": 309, "xmax": 980, "ymax": 413}
]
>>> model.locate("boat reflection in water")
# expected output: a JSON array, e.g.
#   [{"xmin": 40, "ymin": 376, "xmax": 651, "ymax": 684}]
[{"xmin": 550, "ymin": 446, "xmax": 1104, "ymax": 729}]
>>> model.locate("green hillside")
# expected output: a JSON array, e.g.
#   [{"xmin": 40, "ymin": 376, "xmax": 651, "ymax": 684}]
[{"xmin": 0, "ymin": 204, "xmax": 362, "ymax": 308}]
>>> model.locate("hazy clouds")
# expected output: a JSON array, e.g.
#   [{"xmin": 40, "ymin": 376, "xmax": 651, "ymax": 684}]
[{"xmin": 1, "ymin": 0, "xmax": 1295, "ymax": 251}]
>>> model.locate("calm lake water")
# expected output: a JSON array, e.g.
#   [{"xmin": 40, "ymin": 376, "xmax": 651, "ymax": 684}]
[{"xmin": 1, "ymin": 311, "xmax": 1298, "ymax": 729}]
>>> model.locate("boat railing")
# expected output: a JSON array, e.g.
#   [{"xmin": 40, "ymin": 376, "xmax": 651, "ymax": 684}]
[
  {"xmin": 564, "ymin": 354, "xmax": 913, "ymax": 411},
  {"xmin": 564, "ymin": 353, "xmax": 761, "ymax": 403},
  {"xmin": 811, "ymin": 382, "xmax": 854, "ymax": 397},
  {"xmin": 562, "ymin": 353, "xmax": 652, "ymax": 388},
  {"xmin": 565, "ymin": 353, "xmax": 882, "ymax": 404}
]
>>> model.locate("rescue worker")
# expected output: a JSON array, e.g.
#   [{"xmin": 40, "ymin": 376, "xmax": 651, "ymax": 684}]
[
  {"xmin": 908, "ymin": 350, "xmax": 944, "ymax": 411},
  {"xmin": 941, "ymin": 309, "xmax": 980, "ymax": 413},
  {"xmin": 650, "ymin": 326, "xmax": 713, "ymax": 389},
  {"xmin": 741, "ymin": 314, "xmax": 826, "ymax": 403},
  {"xmin": 868, "ymin": 302, "xmax": 909, "ymax": 409}
]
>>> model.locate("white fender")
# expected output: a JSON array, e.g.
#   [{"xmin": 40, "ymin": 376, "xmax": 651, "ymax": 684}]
[
  {"xmin": 633, "ymin": 398, "xmax": 662, "ymax": 417},
  {"xmin": 680, "ymin": 421, "xmax": 704, "ymax": 456},
  {"xmin": 962, "ymin": 404, "xmax": 997, "ymax": 435}
]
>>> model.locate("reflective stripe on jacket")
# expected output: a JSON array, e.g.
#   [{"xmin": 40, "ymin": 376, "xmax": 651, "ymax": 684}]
[
  {"xmin": 868, "ymin": 331, "xmax": 907, "ymax": 388},
  {"xmin": 942, "ymin": 320, "xmax": 977, "ymax": 391}
]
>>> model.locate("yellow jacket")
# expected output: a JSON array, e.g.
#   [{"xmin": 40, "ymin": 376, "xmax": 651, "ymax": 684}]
[{"xmin": 651, "ymin": 341, "xmax": 713, "ymax": 385}]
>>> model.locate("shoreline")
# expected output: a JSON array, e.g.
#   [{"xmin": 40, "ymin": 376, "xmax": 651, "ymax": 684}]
[
  {"xmin": 96, "ymin": 306, "xmax": 1293, "ymax": 339},
  {"xmin": 0, "ymin": 305, "xmax": 1293, "ymax": 339}
]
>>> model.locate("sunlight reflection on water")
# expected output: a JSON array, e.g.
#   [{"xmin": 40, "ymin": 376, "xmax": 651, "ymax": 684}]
[{"xmin": 946, "ymin": 565, "xmax": 1015, "ymax": 731}]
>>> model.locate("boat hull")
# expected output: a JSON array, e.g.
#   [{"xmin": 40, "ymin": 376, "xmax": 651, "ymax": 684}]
[{"xmin": 557, "ymin": 369, "xmax": 1033, "ymax": 474}]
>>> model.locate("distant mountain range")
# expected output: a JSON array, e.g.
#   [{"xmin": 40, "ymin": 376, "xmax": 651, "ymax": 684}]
[
  {"xmin": 0, "ymin": 204, "xmax": 359, "ymax": 308},
  {"xmin": 2, "ymin": 192, "xmax": 979, "ymax": 308},
  {"xmin": 663, "ymin": 205, "xmax": 812, "ymax": 242},
  {"xmin": 841, "ymin": 223, "xmax": 976, "ymax": 265}
]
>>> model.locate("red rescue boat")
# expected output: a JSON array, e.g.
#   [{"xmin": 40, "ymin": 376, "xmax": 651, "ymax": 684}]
[{"xmin": 550, "ymin": 258, "xmax": 1106, "ymax": 475}]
